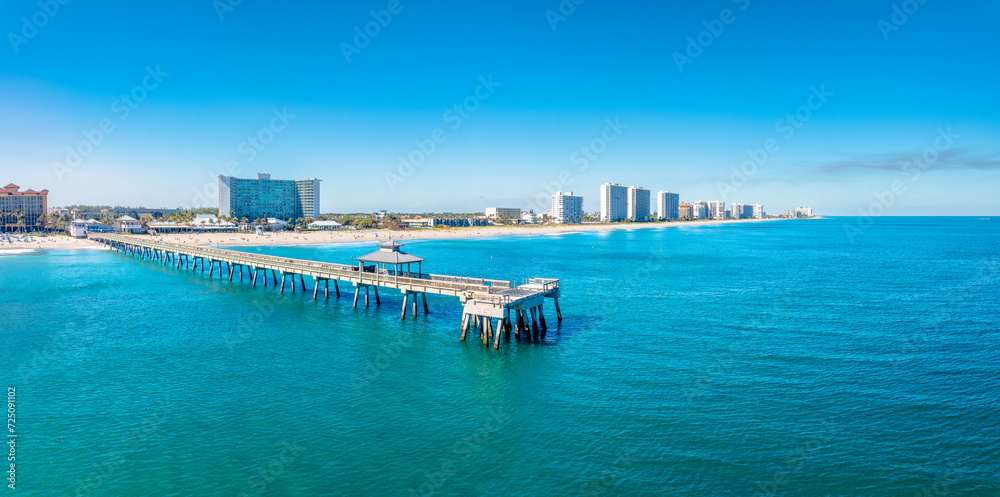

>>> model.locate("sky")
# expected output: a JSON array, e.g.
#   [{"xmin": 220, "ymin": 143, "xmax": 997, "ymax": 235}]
[{"xmin": 1, "ymin": 0, "xmax": 998, "ymax": 215}]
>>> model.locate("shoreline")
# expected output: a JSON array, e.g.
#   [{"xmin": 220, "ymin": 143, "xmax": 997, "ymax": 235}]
[{"xmin": 0, "ymin": 217, "xmax": 807, "ymax": 252}]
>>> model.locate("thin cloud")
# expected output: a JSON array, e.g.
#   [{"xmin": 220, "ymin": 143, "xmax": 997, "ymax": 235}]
[{"xmin": 812, "ymin": 148, "xmax": 1000, "ymax": 175}]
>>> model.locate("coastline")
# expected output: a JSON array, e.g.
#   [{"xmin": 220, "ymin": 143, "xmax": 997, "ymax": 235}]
[{"xmin": 0, "ymin": 217, "xmax": 803, "ymax": 252}]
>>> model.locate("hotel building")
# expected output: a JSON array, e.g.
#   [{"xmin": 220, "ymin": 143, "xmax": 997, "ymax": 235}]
[
  {"xmin": 627, "ymin": 186, "xmax": 651, "ymax": 222},
  {"xmin": 678, "ymin": 203, "xmax": 693, "ymax": 221},
  {"xmin": 551, "ymin": 192, "xmax": 583, "ymax": 224},
  {"xmin": 599, "ymin": 183, "xmax": 627, "ymax": 223},
  {"xmin": 1, "ymin": 183, "xmax": 49, "ymax": 232},
  {"xmin": 656, "ymin": 191, "xmax": 680, "ymax": 221},
  {"xmin": 219, "ymin": 173, "xmax": 321, "ymax": 221}
]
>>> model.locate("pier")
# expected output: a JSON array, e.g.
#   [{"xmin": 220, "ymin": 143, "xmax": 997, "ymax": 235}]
[{"xmin": 89, "ymin": 234, "xmax": 562, "ymax": 349}]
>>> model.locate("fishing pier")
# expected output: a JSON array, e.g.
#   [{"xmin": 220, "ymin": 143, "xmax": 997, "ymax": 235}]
[{"xmin": 89, "ymin": 234, "xmax": 562, "ymax": 349}]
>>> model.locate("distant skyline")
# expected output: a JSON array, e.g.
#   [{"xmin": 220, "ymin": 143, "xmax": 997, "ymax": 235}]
[{"xmin": 2, "ymin": 0, "xmax": 998, "ymax": 215}]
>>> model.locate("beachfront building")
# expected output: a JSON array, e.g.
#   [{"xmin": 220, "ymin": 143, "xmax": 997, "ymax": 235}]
[
  {"xmin": 600, "ymin": 183, "xmax": 627, "ymax": 223},
  {"xmin": 191, "ymin": 214, "xmax": 238, "ymax": 231},
  {"xmin": 551, "ymin": 192, "xmax": 583, "ymax": 224},
  {"xmin": 115, "ymin": 216, "xmax": 143, "ymax": 234},
  {"xmin": 308, "ymin": 220, "xmax": 342, "ymax": 230},
  {"xmin": 752, "ymin": 204, "xmax": 764, "ymax": 219},
  {"xmin": 678, "ymin": 203, "xmax": 693, "ymax": 221},
  {"xmin": 1, "ymin": 183, "xmax": 49, "ymax": 232},
  {"xmin": 402, "ymin": 217, "xmax": 488, "ymax": 228},
  {"xmin": 657, "ymin": 191, "xmax": 680, "ymax": 221},
  {"xmin": 730, "ymin": 203, "xmax": 749, "ymax": 220},
  {"xmin": 219, "ymin": 173, "xmax": 321, "ymax": 221},
  {"xmin": 521, "ymin": 211, "xmax": 538, "ymax": 224},
  {"xmin": 706, "ymin": 201, "xmax": 726, "ymax": 220},
  {"xmin": 68, "ymin": 219, "xmax": 88, "ymax": 238},
  {"xmin": 627, "ymin": 186, "xmax": 651, "ymax": 222},
  {"xmin": 691, "ymin": 201, "xmax": 709, "ymax": 220},
  {"xmin": 484, "ymin": 207, "xmax": 521, "ymax": 221},
  {"xmin": 796, "ymin": 206, "xmax": 814, "ymax": 217}
]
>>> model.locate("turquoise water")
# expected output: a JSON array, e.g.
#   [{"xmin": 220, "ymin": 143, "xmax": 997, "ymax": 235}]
[{"xmin": 2, "ymin": 217, "xmax": 998, "ymax": 496}]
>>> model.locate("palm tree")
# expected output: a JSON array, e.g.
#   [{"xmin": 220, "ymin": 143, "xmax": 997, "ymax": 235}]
[
  {"xmin": 14, "ymin": 210, "xmax": 25, "ymax": 234},
  {"xmin": 0, "ymin": 210, "xmax": 6, "ymax": 232}
]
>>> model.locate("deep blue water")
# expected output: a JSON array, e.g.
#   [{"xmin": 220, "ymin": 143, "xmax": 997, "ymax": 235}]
[{"xmin": 1, "ymin": 217, "xmax": 998, "ymax": 496}]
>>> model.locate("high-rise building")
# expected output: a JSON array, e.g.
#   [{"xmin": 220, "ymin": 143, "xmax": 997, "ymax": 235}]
[
  {"xmin": 627, "ymin": 186, "xmax": 651, "ymax": 221},
  {"xmin": 795, "ymin": 206, "xmax": 814, "ymax": 217},
  {"xmin": 752, "ymin": 204, "xmax": 764, "ymax": 219},
  {"xmin": 730, "ymin": 203, "xmax": 751, "ymax": 220},
  {"xmin": 551, "ymin": 192, "xmax": 583, "ymax": 224},
  {"xmin": 678, "ymin": 203, "xmax": 692, "ymax": 221},
  {"xmin": 1, "ymin": 183, "xmax": 49, "ymax": 232},
  {"xmin": 219, "ymin": 173, "xmax": 321, "ymax": 221},
  {"xmin": 656, "ymin": 191, "xmax": 680, "ymax": 221},
  {"xmin": 706, "ymin": 200, "xmax": 726, "ymax": 220},
  {"xmin": 691, "ymin": 201, "xmax": 709, "ymax": 220},
  {"xmin": 599, "ymin": 183, "xmax": 627, "ymax": 223}
]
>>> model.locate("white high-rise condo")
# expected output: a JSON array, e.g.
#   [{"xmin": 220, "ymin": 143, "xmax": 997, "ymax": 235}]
[
  {"xmin": 752, "ymin": 204, "xmax": 764, "ymax": 219},
  {"xmin": 551, "ymin": 192, "xmax": 583, "ymax": 224},
  {"xmin": 657, "ymin": 191, "xmax": 680, "ymax": 220},
  {"xmin": 627, "ymin": 186, "xmax": 651, "ymax": 221},
  {"xmin": 691, "ymin": 201, "xmax": 710, "ymax": 220},
  {"xmin": 706, "ymin": 200, "xmax": 725, "ymax": 220},
  {"xmin": 600, "ymin": 183, "xmax": 627, "ymax": 222},
  {"xmin": 730, "ymin": 203, "xmax": 749, "ymax": 220}
]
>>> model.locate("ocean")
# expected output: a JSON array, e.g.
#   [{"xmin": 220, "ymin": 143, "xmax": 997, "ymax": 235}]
[{"xmin": 1, "ymin": 217, "xmax": 998, "ymax": 496}]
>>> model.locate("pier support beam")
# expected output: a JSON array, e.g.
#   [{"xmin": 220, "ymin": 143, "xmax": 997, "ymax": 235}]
[
  {"xmin": 324, "ymin": 279, "xmax": 329, "ymax": 299},
  {"xmin": 353, "ymin": 287, "xmax": 360, "ymax": 308},
  {"xmin": 554, "ymin": 298, "xmax": 562, "ymax": 321},
  {"xmin": 280, "ymin": 274, "xmax": 286, "ymax": 293},
  {"xmin": 374, "ymin": 287, "xmax": 381, "ymax": 306},
  {"xmin": 422, "ymin": 292, "xmax": 429, "ymax": 314},
  {"xmin": 401, "ymin": 293, "xmax": 409, "ymax": 319},
  {"xmin": 313, "ymin": 279, "xmax": 319, "ymax": 300},
  {"xmin": 460, "ymin": 313, "xmax": 470, "ymax": 341},
  {"xmin": 334, "ymin": 280, "xmax": 340, "ymax": 297}
]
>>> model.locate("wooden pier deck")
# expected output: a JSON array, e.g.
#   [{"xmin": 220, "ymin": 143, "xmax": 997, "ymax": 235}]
[{"xmin": 89, "ymin": 234, "xmax": 561, "ymax": 348}]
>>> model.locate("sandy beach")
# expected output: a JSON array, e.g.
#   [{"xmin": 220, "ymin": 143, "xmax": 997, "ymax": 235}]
[
  {"xmin": 154, "ymin": 217, "xmax": 789, "ymax": 247},
  {"xmin": 0, "ymin": 218, "xmax": 795, "ymax": 252},
  {"xmin": 0, "ymin": 234, "xmax": 102, "ymax": 251}
]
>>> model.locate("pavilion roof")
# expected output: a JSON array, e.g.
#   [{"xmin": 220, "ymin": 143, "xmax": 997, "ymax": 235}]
[{"xmin": 357, "ymin": 240, "xmax": 424, "ymax": 265}]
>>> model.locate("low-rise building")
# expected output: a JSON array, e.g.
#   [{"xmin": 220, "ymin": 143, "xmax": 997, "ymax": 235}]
[
  {"xmin": 308, "ymin": 220, "xmax": 342, "ymax": 230},
  {"xmin": 115, "ymin": 216, "xmax": 143, "ymax": 233},
  {"xmin": 485, "ymin": 207, "xmax": 521, "ymax": 220}
]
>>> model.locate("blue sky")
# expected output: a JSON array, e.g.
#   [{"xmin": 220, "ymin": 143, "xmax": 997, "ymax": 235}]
[{"xmin": 2, "ymin": 0, "xmax": 998, "ymax": 215}]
